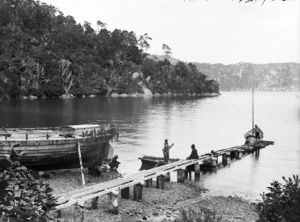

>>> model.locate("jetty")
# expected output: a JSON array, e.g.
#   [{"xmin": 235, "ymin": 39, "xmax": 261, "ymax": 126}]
[{"xmin": 53, "ymin": 140, "xmax": 274, "ymax": 213}]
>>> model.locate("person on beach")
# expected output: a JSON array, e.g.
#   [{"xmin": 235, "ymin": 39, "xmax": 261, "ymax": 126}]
[
  {"xmin": 186, "ymin": 144, "xmax": 199, "ymax": 172},
  {"xmin": 162, "ymin": 139, "xmax": 174, "ymax": 162},
  {"xmin": 109, "ymin": 155, "xmax": 120, "ymax": 171}
]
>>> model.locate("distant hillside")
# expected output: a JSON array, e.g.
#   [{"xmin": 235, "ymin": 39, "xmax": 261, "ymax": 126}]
[
  {"xmin": 150, "ymin": 55, "xmax": 299, "ymax": 91},
  {"xmin": 194, "ymin": 62, "xmax": 300, "ymax": 91}
]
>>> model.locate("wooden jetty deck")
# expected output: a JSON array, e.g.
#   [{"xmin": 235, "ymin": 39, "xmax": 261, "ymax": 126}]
[{"xmin": 54, "ymin": 140, "xmax": 274, "ymax": 211}]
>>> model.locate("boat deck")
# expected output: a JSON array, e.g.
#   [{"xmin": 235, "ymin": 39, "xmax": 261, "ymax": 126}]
[{"xmin": 0, "ymin": 125, "xmax": 115, "ymax": 141}]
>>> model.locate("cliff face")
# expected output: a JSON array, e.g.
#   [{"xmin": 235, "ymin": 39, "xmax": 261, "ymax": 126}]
[{"xmin": 193, "ymin": 63, "xmax": 300, "ymax": 91}]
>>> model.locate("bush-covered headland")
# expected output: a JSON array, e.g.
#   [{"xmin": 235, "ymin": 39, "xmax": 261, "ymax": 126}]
[{"xmin": 0, "ymin": 0, "xmax": 219, "ymax": 101}]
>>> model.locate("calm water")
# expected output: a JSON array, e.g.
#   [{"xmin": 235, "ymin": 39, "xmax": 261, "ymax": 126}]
[{"xmin": 0, "ymin": 92, "xmax": 299, "ymax": 200}]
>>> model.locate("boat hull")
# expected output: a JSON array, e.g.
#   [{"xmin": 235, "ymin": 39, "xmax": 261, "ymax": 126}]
[
  {"xmin": 139, "ymin": 156, "xmax": 180, "ymax": 170},
  {"xmin": 0, "ymin": 125, "xmax": 117, "ymax": 170}
]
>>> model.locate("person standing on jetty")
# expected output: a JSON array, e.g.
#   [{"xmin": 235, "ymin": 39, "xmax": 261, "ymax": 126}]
[
  {"xmin": 254, "ymin": 124, "xmax": 261, "ymax": 140},
  {"xmin": 163, "ymin": 139, "xmax": 174, "ymax": 162}
]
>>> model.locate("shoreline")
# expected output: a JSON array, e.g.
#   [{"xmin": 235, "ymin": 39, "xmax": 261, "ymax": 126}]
[
  {"xmin": 47, "ymin": 169, "xmax": 259, "ymax": 222},
  {"xmin": 9, "ymin": 92, "xmax": 221, "ymax": 101}
]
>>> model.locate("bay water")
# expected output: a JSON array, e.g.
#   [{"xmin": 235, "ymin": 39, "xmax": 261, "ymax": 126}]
[{"xmin": 1, "ymin": 92, "xmax": 299, "ymax": 200}]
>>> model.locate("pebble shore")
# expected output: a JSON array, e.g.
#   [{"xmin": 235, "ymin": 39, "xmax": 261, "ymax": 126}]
[{"xmin": 47, "ymin": 169, "xmax": 259, "ymax": 222}]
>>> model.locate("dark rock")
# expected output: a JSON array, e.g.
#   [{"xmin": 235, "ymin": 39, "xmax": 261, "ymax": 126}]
[
  {"xmin": 0, "ymin": 158, "xmax": 12, "ymax": 169},
  {"xmin": 152, "ymin": 210, "xmax": 159, "ymax": 216}
]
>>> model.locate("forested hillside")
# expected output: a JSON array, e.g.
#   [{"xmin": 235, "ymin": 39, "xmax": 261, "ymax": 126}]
[
  {"xmin": 0, "ymin": 0, "xmax": 219, "ymax": 101},
  {"xmin": 194, "ymin": 63, "xmax": 300, "ymax": 91}
]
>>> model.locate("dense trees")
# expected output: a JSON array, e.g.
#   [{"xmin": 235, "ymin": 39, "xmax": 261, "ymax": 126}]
[
  {"xmin": 0, "ymin": 0, "xmax": 219, "ymax": 101},
  {"xmin": 257, "ymin": 175, "xmax": 300, "ymax": 222}
]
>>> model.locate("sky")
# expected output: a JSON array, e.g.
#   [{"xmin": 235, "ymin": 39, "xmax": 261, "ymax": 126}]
[{"xmin": 41, "ymin": 0, "xmax": 300, "ymax": 64}]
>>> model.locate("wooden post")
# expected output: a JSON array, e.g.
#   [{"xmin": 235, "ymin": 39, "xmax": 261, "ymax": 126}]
[
  {"xmin": 230, "ymin": 151, "xmax": 235, "ymax": 158},
  {"xmin": 121, "ymin": 187, "xmax": 130, "ymax": 199},
  {"xmin": 235, "ymin": 150, "xmax": 240, "ymax": 158},
  {"xmin": 133, "ymin": 184, "xmax": 143, "ymax": 201},
  {"xmin": 177, "ymin": 169, "xmax": 185, "ymax": 183},
  {"xmin": 194, "ymin": 164, "xmax": 200, "ymax": 181},
  {"xmin": 145, "ymin": 178, "xmax": 153, "ymax": 187},
  {"xmin": 57, "ymin": 209, "xmax": 62, "ymax": 218},
  {"xmin": 255, "ymin": 149, "xmax": 260, "ymax": 158},
  {"xmin": 252, "ymin": 87, "xmax": 254, "ymax": 130},
  {"xmin": 188, "ymin": 171, "xmax": 192, "ymax": 180},
  {"xmin": 222, "ymin": 154, "xmax": 227, "ymax": 165},
  {"xmin": 73, "ymin": 205, "xmax": 84, "ymax": 222},
  {"xmin": 77, "ymin": 142, "xmax": 86, "ymax": 186},
  {"xmin": 165, "ymin": 172, "xmax": 170, "ymax": 182},
  {"xmin": 26, "ymin": 134, "xmax": 28, "ymax": 140},
  {"xmin": 184, "ymin": 170, "xmax": 189, "ymax": 180},
  {"xmin": 46, "ymin": 133, "xmax": 49, "ymax": 140},
  {"xmin": 156, "ymin": 175, "xmax": 165, "ymax": 189},
  {"xmin": 211, "ymin": 158, "xmax": 217, "ymax": 167},
  {"xmin": 91, "ymin": 197, "xmax": 99, "ymax": 209},
  {"xmin": 85, "ymin": 196, "xmax": 98, "ymax": 210},
  {"xmin": 108, "ymin": 190, "xmax": 119, "ymax": 214}
]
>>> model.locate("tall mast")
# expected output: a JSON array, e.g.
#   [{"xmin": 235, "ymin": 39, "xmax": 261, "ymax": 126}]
[{"xmin": 252, "ymin": 87, "xmax": 254, "ymax": 129}]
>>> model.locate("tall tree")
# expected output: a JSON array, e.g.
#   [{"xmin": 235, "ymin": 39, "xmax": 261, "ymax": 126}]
[
  {"xmin": 138, "ymin": 33, "xmax": 152, "ymax": 52},
  {"xmin": 162, "ymin": 44, "xmax": 172, "ymax": 58},
  {"xmin": 96, "ymin": 20, "xmax": 106, "ymax": 33}
]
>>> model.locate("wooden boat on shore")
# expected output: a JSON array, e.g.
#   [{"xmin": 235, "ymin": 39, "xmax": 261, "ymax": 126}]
[{"xmin": 0, "ymin": 124, "xmax": 118, "ymax": 170}]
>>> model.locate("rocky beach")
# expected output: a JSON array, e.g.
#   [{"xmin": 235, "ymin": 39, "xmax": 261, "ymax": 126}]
[{"xmin": 47, "ymin": 169, "xmax": 258, "ymax": 222}]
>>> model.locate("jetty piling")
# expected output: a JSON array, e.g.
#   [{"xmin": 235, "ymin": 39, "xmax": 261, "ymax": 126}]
[
  {"xmin": 222, "ymin": 154, "xmax": 228, "ymax": 165},
  {"xmin": 145, "ymin": 178, "xmax": 153, "ymax": 187},
  {"xmin": 91, "ymin": 197, "xmax": 99, "ymax": 209},
  {"xmin": 133, "ymin": 183, "xmax": 144, "ymax": 201},
  {"xmin": 195, "ymin": 164, "xmax": 200, "ymax": 181},
  {"xmin": 177, "ymin": 169, "xmax": 185, "ymax": 182},
  {"xmin": 165, "ymin": 172, "xmax": 171, "ymax": 182},
  {"xmin": 156, "ymin": 175, "xmax": 165, "ymax": 189},
  {"xmin": 121, "ymin": 187, "xmax": 130, "ymax": 199}
]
